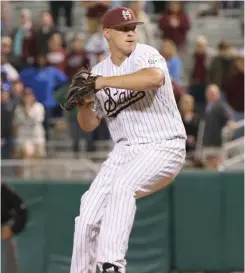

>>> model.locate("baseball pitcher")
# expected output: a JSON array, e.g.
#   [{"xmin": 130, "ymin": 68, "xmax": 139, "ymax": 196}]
[{"xmin": 64, "ymin": 6, "xmax": 187, "ymax": 273}]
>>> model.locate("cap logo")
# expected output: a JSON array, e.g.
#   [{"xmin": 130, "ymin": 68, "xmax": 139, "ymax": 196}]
[{"xmin": 122, "ymin": 10, "xmax": 132, "ymax": 20}]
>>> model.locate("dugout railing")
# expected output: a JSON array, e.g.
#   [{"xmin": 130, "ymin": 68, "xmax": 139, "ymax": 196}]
[
  {"xmin": 194, "ymin": 119, "xmax": 244, "ymax": 170},
  {"xmin": 220, "ymin": 119, "xmax": 244, "ymax": 170}
]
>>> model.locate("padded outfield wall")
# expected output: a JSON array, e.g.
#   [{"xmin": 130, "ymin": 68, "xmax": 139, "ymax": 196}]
[{"xmin": 2, "ymin": 171, "xmax": 244, "ymax": 273}]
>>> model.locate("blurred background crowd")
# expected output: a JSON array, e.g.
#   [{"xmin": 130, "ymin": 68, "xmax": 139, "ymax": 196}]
[{"xmin": 1, "ymin": 0, "xmax": 244, "ymax": 177}]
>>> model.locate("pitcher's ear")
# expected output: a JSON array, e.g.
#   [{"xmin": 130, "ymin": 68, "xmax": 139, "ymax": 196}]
[{"xmin": 103, "ymin": 28, "xmax": 110, "ymax": 40}]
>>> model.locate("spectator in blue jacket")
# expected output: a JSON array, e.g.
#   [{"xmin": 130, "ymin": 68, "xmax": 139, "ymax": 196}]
[
  {"xmin": 160, "ymin": 39, "xmax": 182, "ymax": 84},
  {"xmin": 19, "ymin": 54, "xmax": 68, "ymax": 140}
]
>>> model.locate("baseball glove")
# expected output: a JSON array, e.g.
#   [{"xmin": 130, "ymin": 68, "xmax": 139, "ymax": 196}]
[{"xmin": 61, "ymin": 68, "xmax": 101, "ymax": 111}]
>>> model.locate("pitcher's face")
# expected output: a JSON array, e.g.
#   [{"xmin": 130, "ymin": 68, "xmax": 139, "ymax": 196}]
[{"xmin": 105, "ymin": 25, "xmax": 138, "ymax": 55}]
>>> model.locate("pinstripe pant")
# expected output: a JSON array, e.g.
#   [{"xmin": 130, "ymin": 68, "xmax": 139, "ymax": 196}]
[{"xmin": 70, "ymin": 138, "xmax": 186, "ymax": 273}]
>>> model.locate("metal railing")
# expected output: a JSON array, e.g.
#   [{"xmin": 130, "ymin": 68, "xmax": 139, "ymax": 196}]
[
  {"xmin": 1, "ymin": 158, "xmax": 101, "ymax": 181},
  {"xmin": 195, "ymin": 119, "xmax": 244, "ymax": 170},
  {"xmin": 217, "ymin": 154, "xmax": 244, "ymax": 172},
  {"xmin": 221, "ymin": 119, "xmax": 244, "ymax": 170}
]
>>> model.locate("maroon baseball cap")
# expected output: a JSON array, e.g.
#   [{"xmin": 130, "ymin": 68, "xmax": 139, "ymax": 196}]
[{"xmin": 101, "ymin": 7, "xmax": 144, "ymax": 29}]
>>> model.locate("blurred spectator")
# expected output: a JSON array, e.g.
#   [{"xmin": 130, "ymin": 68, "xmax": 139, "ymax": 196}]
[
  {"xmin": 198, "ymin": 1, "xmax": 242, "ymax": 17},
  {"xmin": 49, "ymin": 1, "xmax": 73, "ymax": 28},
  {"xmin": 64, "ymin": 36, "xmax": 91, "ymax": 156},
  {"xmin": 85, "ymin": 25, "xmax": 109, "ymax": 67},
  {"xmin": 179, "ymin": 94, "xmax": 200, "ymax": 154},
  {"xmin": 69, "ymin": 111, "xmax": 96, "ymax": 155},
  {"xmin": 240, "ymin": 1, "xmax": 244, "ymax": 36},
  {"xmin": 189, "ymin": 36, "xmax": 215, "ymax": 85},
  {"xmin": 128, "ymin": 1, "xmax": 156, "ymax": 47},
  {"xmin": 1, "ymin": 36, "xmax": 12, "ymax": 55},
  {"xmin": 55, "ymin": 77, "xmax": 110, "ymax": 154},
  {"xmin": 189, "ymin": 36, "xmax": 216, "ymax": 114},
  {"xmin": 97, "ymin": 52, "xmax": 108, "ymax": 63},
  {"xmin": 11, "ymin": 80, "xmax": 25, "ymax": 109},
  {"xmin": 13, "ymin": 88, "xmax": 46, "ymax": 159},
  {"xmin": 2, "ymin": 36, "xmax": 23, "ymax": 72},
  {"xmin": 1, "ymin": 1, "xmax": 11, "ymax": 36},
  {"xmin": 152, "ymin": 1, "xmax": 170, "ymax": 14},
  {"xmin": 1, "ymin": 182, "xmax": 28, "ymax": 273},
  {"xmin": 65, "ymin": 37, "xmax": 90, "ymax": 79},
  {"xmin": 201, "ymin": 84, "xmax": 236, "ymax": 167},
  {"xmin": 12, "ymin": 9, "xmax": 36, "ymax": 68},
  {"xmin": 84, "ymin": 2, "xmax": 109, "ymax": 34},
  {"xmin": 54, "ymin": 83, "xmax": 96, "ymax": 156},
  {"xmin": 160, "ymin": 39, "xmax": 182, "ymax": 84},
  {"xmin": 158, "ymin": 1, "xmax": 190, "ymax": 48},
  {"xmin": 171, "ymin": 79, "xmax": 183, "ymax": 104},
  {"xmin": 219, "ymin": 0, "xmax": 242, "ymax": 10},
  {"xmin": 47, "ymin": 33, "xmax": 66, "ymax": 72},
  {"xmin": 207, "ymin": 40, "xmax": 235, "ymax": 90},
  {"xmin": 1, "ymin": 54, "xmax": 19, "ymax": 82},
  {"xmin": 19, "ymin": 54, "xmax": 68, "ymax": 139},
  {"xmin": 1, "ymin": 89, "xmax": 14, "ymax": 160},
  {"xmin": 1, "ymin": 36, "xmax": 16, "ymax": 65},
  {"xmin": 143, "ymin": 1, "xmax": 155, "ymax": 14},
  {"xmin": 36, "ymin": 11, "xmax": 58, "ymax": 55},
  {"xmin": 92, "ymin": 118, "xmax": 111, "ymax": 147},
  {"xmin": 197, "ymin": 2, "xmax": 220, "ymax": 17},
  {"xmin": 1, "ymin": 66, "xmax": 9, "ymax": 83},
  {"xmin": 81, "ymin": 1, "xmax": 109, "ymax": 67},
  {"xmin": 224, "ymin": 50, "xmax": 244, "ymax": 120}
]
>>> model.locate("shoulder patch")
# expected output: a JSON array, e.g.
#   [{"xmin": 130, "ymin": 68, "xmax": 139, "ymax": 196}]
[{"xmin": 148, "ymin": 54, "xmax": 164, "ymax": 65}]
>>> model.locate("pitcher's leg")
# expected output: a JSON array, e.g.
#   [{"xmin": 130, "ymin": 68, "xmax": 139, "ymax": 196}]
[
  {"xmin": 97, "ymin": 184, "xmax": 136, "ymax": 272},
  {"xmin": 97, "ymin": 139, "xmax": 186, "ymax": 272},
  {"xmin": 70, "ymin": 190, "xmax": 106, "ymax": 273},
  {"xmin": 70, "ymin": 165, "xmax": 117, "ymax": 273}
]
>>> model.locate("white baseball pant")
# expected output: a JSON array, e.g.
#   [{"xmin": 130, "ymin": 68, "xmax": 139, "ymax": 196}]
[{"xmin": 70, "ymin": 138, "xmax": 186, "ymax": 273}]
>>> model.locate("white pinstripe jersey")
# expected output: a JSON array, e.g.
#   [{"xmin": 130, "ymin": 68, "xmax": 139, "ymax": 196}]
[{"xmin": 92, "ymin": 43, "xmax": 187, "ymax": 145}]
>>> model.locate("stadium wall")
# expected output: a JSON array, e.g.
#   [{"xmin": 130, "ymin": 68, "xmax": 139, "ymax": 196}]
[{"xmin": 4, "ymin": 171, "xmax": 244, "ymax": 273}]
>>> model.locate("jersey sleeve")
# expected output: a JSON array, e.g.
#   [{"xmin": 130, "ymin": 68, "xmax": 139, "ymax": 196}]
[
  {"xmin": 134, "ymin": 48, "xmax": 168, "ymax": 73},
  {"xmin": 91, "ymin": 65, "xmax": 100, "ymax": 76}
]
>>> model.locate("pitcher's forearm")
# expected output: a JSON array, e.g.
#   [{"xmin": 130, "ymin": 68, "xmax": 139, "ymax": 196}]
[
  {"xmin": 77, "ymin": 104, "xmax": 101, "ymax": 132},
  {"xmin": 96, "ymin": 68, "xmax": 164, "ymax": 91}
]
